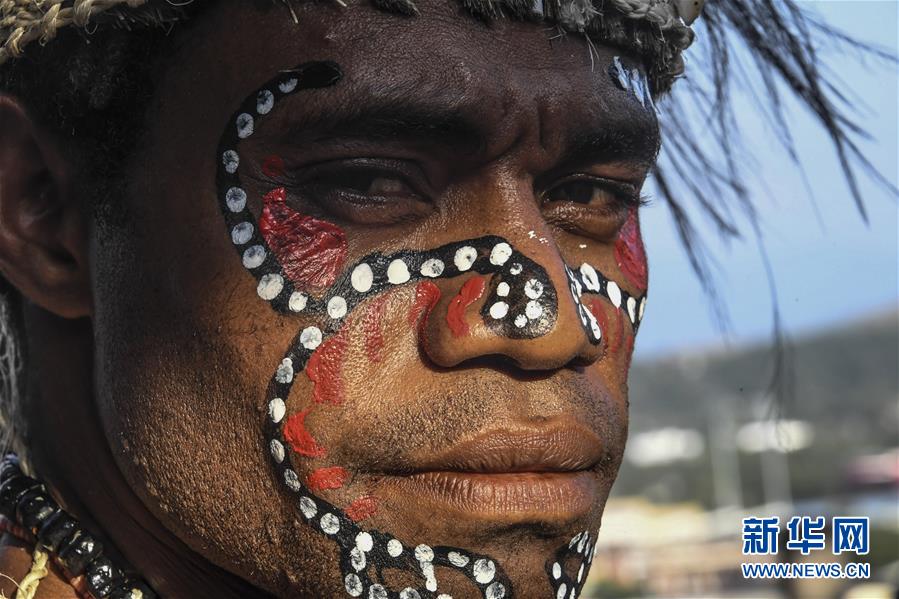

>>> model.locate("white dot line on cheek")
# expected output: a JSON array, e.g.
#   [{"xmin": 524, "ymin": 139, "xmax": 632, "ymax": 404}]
[
  {"xmin": 231, "ymin": 222, "xmax": 253, "ymax": 245},
  {"xmin": 242, "ymin": 245, "xmax": 266, "ymax": 269},
  {"xmin": 300, "ymin": 326, "xmax": 323, "ymax": 350},
  {"xmin": 222, "ymin": 150, "xmax": 239, "ymax": 174},
  {"xmin": 270, "ymin": 439, "xmax": 285, "ymax": 463},
  {"xmin": 327, "ymin": 296, "xmax": 348, "ymax": 319},
  {"xmin": 387, "ymin": 259, "xmax": 411, "ymax": 284},
  {"xmin": 288, "ymin": 292, "xmax": 308, "ymax": 313},
  {"xmin": 225, "ymin": 187, "xmax": 247, "ymax": 212},
  {"xmin": 236, "ymin": 113, "xmax": 255, "ymax": 138},
  {"xmin": 454, "ymin": 246, "xmax": 477, "ymax": 271},
  {"xmin": 257, "ymin": 89, "xmax": 275, "ymax": 115},
  {"xmin": 351, "ymin": 263, "xmax": 374, "ymax": 292},
  {"xmin": 257, "ymin": 273, "xmax": 284, "ymax": 301},
  {"xmin": 420, "ymin": 258, "xmax": 445, "ymax": 278},
  {"xmin": 268, "ymin": 398, "xmax": 286, "ymax": 423},
  {"xmin": 489, "ymin": 242, "xmax": 512, "ymax": 266},
  {"xmin": 606, "ymin": 281, "xmax": 622, "ymax": 308}
]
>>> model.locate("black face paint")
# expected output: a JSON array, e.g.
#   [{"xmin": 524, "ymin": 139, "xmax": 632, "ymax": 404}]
[{"xmin": 216, "ymin": 61, "xmax": 645, "ymax": 599}]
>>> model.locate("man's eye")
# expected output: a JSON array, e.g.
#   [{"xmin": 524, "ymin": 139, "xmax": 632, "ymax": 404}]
[
  {"xmin": 543, "ymin": 177, "xmax": 639, "ymax": 209},
  {"xmin": 336, "ymin": 171, "xmax": 416, "ymax": 199}
]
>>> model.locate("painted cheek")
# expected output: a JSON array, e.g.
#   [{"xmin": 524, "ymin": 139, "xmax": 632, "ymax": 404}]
[
  {"xmin": 283, "ymin": 409, "xmax": 327, "ymax": 458},
  {"xmin": 345, "ymin": 496, "xmax": 379, "ymax": 522},
  {"xmin": 306, "ymin": 467, "xmax": 349, "ymax": 492},
  {"xmin": 446, "ymin": 276, "xmax": 487, "ymax": 337},
  {"xmin": 259, "ymin": 187, "xmax": 348, "ymax": 293},
  {"xmin": 614, "ymin": 208, "xmax": 648, "ymax": 292},
  {"xmin": 361, "ymin": 296, "xmax": 389, "ymax": 363},
  {"xmin": 305, "ymin": 326, "xmax": 349, "ymax": 405}
]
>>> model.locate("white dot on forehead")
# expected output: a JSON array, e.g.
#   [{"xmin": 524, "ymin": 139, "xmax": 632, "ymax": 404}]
[
  {"xmin": 606, "ymin": 281, "xmax": 622, "ymax": 308},
  {"xmin": 299, "ymin": 496, "xmax": 317, "ymax": 519},
  {"xmin": 351, "ymin": 263, "xmax": 374, "ymax": 293},
  {"xmin": 225, "ymin": 187, "xmax": 247, "ymax": 212},
  {"xmin": 231, "ymin": 222, "xmax": 253, "ymax": 245},
  {"xmin": 473, "ymin": 558, "xmax": 496, "ymax": 584},
  {"xmin": 242, "ymin": 245, "xmax": 266, "ymax": 269},
  {"xmin": 327, "ymin": 296, "xmax": 348, "ymax": 319},
  {"xmin": 497, "ymin": 282, "xmax": 510, "ymax": 297},
  {"xmin": 279, "ymin": 78, "xmax": 298, "ymax": 93},
  {"xmin": 387, "ymin": 259, "xmax": 411, "ymax": 285},
  {"xmin": 236, "ymin": 113, "xmax": 255, "ymax": 139},
  {"xmin": 420, "ymin": 258, "xmax": 445, "ymax": 278},
  {"xmin": 257, "ymin": 273, "xmax": 284, "ymax": 301},
  {"xmin": 387, "ymin": 539, "xmax": 403, "ymax": 557},
  {"xmin": 284, "ymin": 469, "xmax": 301, "ymax": 492},
  {"xmin": 320, "ymin": 513, "xmax": 340, "ymax": 535},
  {"xmin": 300, "ymin": 326, "xmax": 323, "ymax": 350},
  {"xmin": 489, "ymin": 302, "xmax": 509, "ymax": 320},
  {"xmin": 270, "ymin": 439, "xmax": 285, "ymax": 463},
  {"xmin": 257, "ymin": 89, "xmax": 275, "ymax": 115},
  {"xmin": 288, "ymin": 292, "xmax": 308, "ymax": 313},
  {"xmin": 268, "ymin": 398, "xmax": 285, "ymax": 423},
  {"xmin": 489, "ymin": 242, "xmax": 512, "ymax": 266},
  {"xmin": 222, "ymin": 150, "xmax": 239, "ymax": 173},
  {"xmin": 454, "ymin": 246, "xmax": 477, "ymax": 271}
]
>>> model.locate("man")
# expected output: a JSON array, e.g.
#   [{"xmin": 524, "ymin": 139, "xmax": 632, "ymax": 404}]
[{"xmin": 0, "ymin": 1, "xmax": 875, "ymax": 597}]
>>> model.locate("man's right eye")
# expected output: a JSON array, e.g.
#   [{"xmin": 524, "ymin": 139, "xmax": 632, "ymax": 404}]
[{"xmin": 287, "ymin": 160, "xmax": 435, "ymax": 226}]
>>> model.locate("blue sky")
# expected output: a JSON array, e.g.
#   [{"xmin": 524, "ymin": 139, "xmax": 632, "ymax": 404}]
[{"xmin": 635, "ymin": 1, "xmax": 898, "ymax": 358}]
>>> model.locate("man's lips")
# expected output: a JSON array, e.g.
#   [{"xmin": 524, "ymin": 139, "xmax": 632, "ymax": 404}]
[{"xmin": 376, "ymin": 423, "xmax": 606, "ymax": 523}]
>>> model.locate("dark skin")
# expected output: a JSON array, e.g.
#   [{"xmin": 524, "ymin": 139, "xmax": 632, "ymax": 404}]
[{"xmin": 0, "ymin": 1, "xmax": 658, "ymax": 597}]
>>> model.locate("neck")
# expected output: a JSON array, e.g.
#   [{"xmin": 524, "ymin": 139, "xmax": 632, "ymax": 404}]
[{"xmin": 22, "ymin": 305, "xmax": 268, "ymax": 598}]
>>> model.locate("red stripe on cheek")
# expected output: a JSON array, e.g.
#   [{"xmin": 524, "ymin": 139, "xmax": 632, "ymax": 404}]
[
  {"xmin": 259, "ymin": 187, "xmax": 348, "ymax": 293},
  {"xmin": 306, "ymin": 327, "xmax": 349, "ymax": 405},
  {"xmin": 345, "ymin": 496, "xmax": 379, "ymax": 522},
  {"xmin": 362, "ymin": 296, "xmax": 389, "ymax": 363},
  {"xmin": 261, "ymin": 155, "xmax": 285, "ymax": 178},
  {"xmin": 614, "ymin": 208, "xmax": 648, "ymax": 292},
  {"xmin": 588, "ymin": 298, "xmax": 623, "ymax": 353},
  {"xmin": 446, "ymin": 276, "xmax": 486, "ymax": 337},
  {"xmin": 306, "ymin": 467, "xmax": 348, "ymax": 492},
  {"xmin": 283, "ymin": 409, "xmax": 327, "ymax": 458}
]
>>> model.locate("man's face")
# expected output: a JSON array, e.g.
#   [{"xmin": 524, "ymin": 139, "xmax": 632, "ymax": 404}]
[{"xmin": 90, "ymin": 2, "xmax": 656, "ymax": 596}]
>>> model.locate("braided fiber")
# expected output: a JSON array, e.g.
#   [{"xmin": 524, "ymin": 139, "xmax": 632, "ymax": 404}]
[{"xmin": 1, "ymin": 0, "xmax": 700, "ymax": 86}]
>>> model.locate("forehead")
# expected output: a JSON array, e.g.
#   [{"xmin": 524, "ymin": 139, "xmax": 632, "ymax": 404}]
[{"xmin": 175, "ymin": 1, "xmax": 652, "ymax": 132}]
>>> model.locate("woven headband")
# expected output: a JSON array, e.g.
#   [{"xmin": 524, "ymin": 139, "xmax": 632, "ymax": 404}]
[{"xmin": 1, "ymin": 0, "xmax": 705, "ymax": 89}]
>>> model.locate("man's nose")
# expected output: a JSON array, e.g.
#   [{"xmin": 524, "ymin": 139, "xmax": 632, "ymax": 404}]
[{"xmin": 417, "ymin": 176, "xmax": 605, "ymax": 371}]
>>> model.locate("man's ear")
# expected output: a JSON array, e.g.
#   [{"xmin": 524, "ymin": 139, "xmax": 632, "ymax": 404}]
[{"xmin": 0, "ymin": 95, "xmax": 92, "ymax": 319}]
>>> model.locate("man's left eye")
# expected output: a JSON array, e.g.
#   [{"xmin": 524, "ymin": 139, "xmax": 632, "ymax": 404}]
[{"xmin": 543, "ymin": 177, "xmax": 640, "ymax": 209}]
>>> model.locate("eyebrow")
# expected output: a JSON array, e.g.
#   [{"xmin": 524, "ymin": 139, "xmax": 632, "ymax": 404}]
[{"xmin": 272, "ymin": 91, "xmax": 660, "ymax": 169}]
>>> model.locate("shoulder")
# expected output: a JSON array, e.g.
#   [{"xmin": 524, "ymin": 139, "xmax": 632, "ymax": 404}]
[{"xmin": 0, "ymin": 532, "xmax": 80, "ymax": 599}]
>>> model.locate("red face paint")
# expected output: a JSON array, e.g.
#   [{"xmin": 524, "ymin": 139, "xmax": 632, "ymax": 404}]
[
  {"xmin": 361, "ymin": 296, "xmax": 389, "ymax": 363},
  {"xmin": 283, "ymin": 409, "xmax": 326, "ymax": 458},
  {"xmin": 446, "ymin": 276, "xmax": 486, "ymax": 337},
  {"xmin": 306, "ymin": 326, "xmax": 348, "ymax": 405},
  {"xmin": 261, "ymin": 155, "xmax": 285, "ymax": 179},
  {"xmin": 259, "ymin": 187, "xmax": 348, "ymax": 293},
  {"xmin": 345, "ymin": 496, "xmax": 379, "ymax": 522},
  {"xmin": 623, "ymin": 333, "xmax": 636, "ymax": 375},
  {"xmin": 614, "ymin": 208, "xmax": 648, "ymax": 292},
  {"xmin": 588, "ymin": 298, "xmax": 623, "ymax": 353},
  {"xmin": 408, "ymin": 281, "xmax": 441, "ymax": 330},
  {"xmin": 306, "ymin": 466, "xmax": 348, "ymax": 492}
]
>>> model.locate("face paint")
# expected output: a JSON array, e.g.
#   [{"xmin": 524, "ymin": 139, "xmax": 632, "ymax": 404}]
[
  {"xmin": 306, "ymin": 326, "xmax": 349, "ymax": 405},
  {"xmin": 216, "ymin": 61, "xmax": 647, "ymax": 599},
  {"xmin": 446, "ymin": 276, "xmax": 487, "ymax": 337},
  {"xmin": 259, "ymin": 186, "xmax": 348, "ymax": 293},
  {"xmin": 361, "ymin": 295, "xmax": 389, "ymax": 363},
  {"xmin": 262, "ymin": 154, "xmax": 285, "ymax": 178},
  {"xmin": 608, "ymin": 56, "xmax": 655, "ymax": 111},
  {"xmin": 547, "ymin": 530, "xmax": 597, "ymax": 599},
  {"xmin": 614, "ymin": 208, "xmax": 648, "ymax": 292},
  {"xmin": 307, "ymin": 467, "xmax": 350, "ymax": 492}
]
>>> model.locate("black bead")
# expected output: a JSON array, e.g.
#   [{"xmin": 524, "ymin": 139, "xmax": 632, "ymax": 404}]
[
  {"xmin": 108, "ymin": 578, "xmax": 157, "ymax": 599},
  {"xmin": 0, "ymin": 455, "xmax": 21, "ymax": 483},
  {"xmin": 85, "ymin": 556, "xmax": 123, "ymax": 597},
  {"xmin": 58, "ymin": 530, "xmax": 103, "ymax": 576},
  {"xmin": 16, "ymin": 489, "xmax": 58, "ymax": 532},
  {"xmin": 0, "ymin": 475, "xmax": 41, "ymax": 518},
  {"xmin": 37, "ymin": 510, "xmax": 78, "ymax": 552}
]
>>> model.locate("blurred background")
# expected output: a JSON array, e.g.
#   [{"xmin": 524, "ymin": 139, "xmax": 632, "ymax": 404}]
[{"xmin": 583, "ymin": 2, "xmax": 898, "ymax": 598}]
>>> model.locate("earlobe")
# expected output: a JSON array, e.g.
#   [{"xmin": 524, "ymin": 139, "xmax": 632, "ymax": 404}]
[{"xmin": 0, "ymin": 95, "xmax": 92, "ymax": 319}]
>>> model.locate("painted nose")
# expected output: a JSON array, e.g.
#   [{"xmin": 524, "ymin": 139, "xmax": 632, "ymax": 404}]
[{"xmin": 417, "ymin": 237, "xmax": 604, "ymax": 371}]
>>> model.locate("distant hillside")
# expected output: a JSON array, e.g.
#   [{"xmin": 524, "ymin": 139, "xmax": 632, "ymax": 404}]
[{"xmin": 613, "ymin": 308, "xmax": 899, "ymax": 507}]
